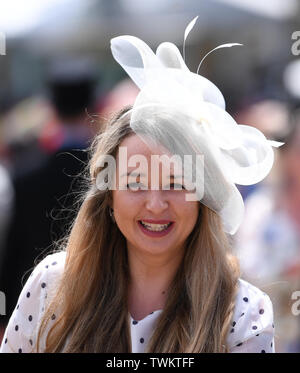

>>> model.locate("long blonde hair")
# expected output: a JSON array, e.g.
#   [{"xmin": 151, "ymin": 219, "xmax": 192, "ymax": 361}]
[{"xmin": 36, "ymin": 107, "xmax": 240, "ymax": 352}]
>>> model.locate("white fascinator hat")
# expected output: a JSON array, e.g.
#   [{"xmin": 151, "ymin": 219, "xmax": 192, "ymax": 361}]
[{"xmin": 110, "ymin": 17, "xmax": 283, "ymax": 235}]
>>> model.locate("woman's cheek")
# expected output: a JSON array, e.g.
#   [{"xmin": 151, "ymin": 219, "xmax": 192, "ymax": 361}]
[
  {"xmin": 164, "ymin": 190, "xmax": 194, "ymax": 208},
  {"xmin": 113, "ymin": 190, "xmax": 145, "ymax": 210}
]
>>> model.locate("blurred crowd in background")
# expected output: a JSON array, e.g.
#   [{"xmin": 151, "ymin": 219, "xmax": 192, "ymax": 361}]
[{"xmin": 0, "ymin": 0, "xmax": 300, "ymax": 352}]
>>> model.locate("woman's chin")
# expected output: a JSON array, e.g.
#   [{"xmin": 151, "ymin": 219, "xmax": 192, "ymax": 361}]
[{"xmin": 132, "ymin": 234, "xmax": 180, "ymax": 257}]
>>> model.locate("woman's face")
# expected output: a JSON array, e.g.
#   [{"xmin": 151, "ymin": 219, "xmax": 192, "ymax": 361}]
[{"xmin": 112, "ymin": 134, "xmax": 199, "ymax": 259}]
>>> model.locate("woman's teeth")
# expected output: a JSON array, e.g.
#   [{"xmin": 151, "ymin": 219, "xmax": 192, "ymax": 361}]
[{"xmin": 140, "ymin": 221, "xmax": 172, "ymax": 232}]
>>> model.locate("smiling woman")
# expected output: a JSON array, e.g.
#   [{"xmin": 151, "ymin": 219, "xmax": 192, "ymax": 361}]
[
  {"xmin": 0, "ymin": 23, "xmax": 278, "ymax": 353},
  {"xmin": 112, "ymin": 132, "xmax": 200, "ymax": 322},
  {"xmin": 0, "ymin": 107, "xmax": 275, "ymax": 353}
]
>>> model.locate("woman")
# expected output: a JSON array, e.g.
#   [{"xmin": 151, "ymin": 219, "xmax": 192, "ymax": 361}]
[
  {"xmin": 0, "ymin": 28, "xmax": 279, "ymax": 353},
  {"xmin": 0, "ymin": 106, "xmax": 275, "ymax": 353}
]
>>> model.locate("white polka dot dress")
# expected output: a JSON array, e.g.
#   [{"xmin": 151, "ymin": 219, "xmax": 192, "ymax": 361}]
[
  {"xmin": 0, "ymin": 251, "xmax": 275, "ymax": 353},
  {"xmin": 0, "ymin": 252, "xmax": 64, "ymax": 353},
  {"xmin": 226, "ymin": 279, "xmax": 275, "ymax": 353},
  {"xmin": 130, "ymin": 310, "xmax": 163, "ymax": 352}
]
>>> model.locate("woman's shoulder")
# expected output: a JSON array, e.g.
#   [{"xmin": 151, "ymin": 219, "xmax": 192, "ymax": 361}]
[
  {"xmin": 23, "ymin": 251, "xmax": 66, "ymax": 292},
  {"xmin": 33, "ymin": 250, "xmax": 66, "ymax": 278},
  {"xmin": 226, "ymin": 277, "xmax": 275, "ymax": 349},
  {"xmin": 31, "ymin": 251, "xmax": 67, "ymax": 300},
  {"xmin": 14, "ymin": 250, "xmax": 66, "ymax": 319},
  {"xmin": 0, "ymin": 251, "xmax": 67, "ymax": 352},
  {"xmin": 35, "ymin": 250, "xmax": 66, "ymax": 271},
  {"xmin": 236, "ymin": 278, "xmax": 274, "ymax": 318}
]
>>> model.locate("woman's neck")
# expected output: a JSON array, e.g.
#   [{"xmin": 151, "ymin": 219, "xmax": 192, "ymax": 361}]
[{"xmin": 127, "ymin": 246, "xmax": 184, "ymax": 320}]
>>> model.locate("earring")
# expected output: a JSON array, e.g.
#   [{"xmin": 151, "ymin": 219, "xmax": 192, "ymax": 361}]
[{"xmin": 109, "ymin": 207, "xmax": 116, "ymax": 223}]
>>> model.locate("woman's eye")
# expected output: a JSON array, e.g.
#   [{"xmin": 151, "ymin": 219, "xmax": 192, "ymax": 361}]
[
  {"xmin": 126, "ymin": 182, "xmax": 186, "ymax": 190},
  {"xmin": 169, "ymin": 183, "xmax": 185, "ymax": 190},
  {"xmin": 127, "ymin": 182, "xmax": 144, "ymax": 190}
]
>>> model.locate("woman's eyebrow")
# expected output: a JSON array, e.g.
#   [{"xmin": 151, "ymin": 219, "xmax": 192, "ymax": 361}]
[
  {"xmin": 165, "ymin": 175, "xmax": 183, "ymax": 180},
  {"xmin": 120, "ymin": 172, "xmax": 183, "ymax": 179},
  {"xmin": 120, "ymin": 171, "xmax": 146, "ymax": 178}
]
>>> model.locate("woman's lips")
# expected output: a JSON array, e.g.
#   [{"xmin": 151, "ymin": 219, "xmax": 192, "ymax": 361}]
[
  {"xmin": 140, "ymin": 219, "xmax": 173, "ymax": 224},
  {"xmin": 137, "ymin": 220, "xmax": 175, "ymax": 237}
]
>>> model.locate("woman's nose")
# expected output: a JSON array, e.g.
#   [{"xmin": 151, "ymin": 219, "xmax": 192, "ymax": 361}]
[{"xmin": 144, "ymin": 190, "xmax": 169, "ymax": 214}]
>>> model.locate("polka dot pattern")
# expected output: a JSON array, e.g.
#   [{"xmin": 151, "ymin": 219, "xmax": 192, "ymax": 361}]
[
  {"xmin": 0, "ymin": 254, "xmax": 276, "ymax": 354},
  {"xmin": 228, "ymin": 278, "xmax": 275, "ymax": 353},
  {"xmin": 0, "ymin": 252, "xmax": 65, "ymax": 353}
]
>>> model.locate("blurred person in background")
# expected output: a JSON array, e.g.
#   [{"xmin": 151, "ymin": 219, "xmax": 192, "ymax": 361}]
[
  {"xmin": 234, "ymin": 99, "xmax": 290, "ymax": 201},
  {"xmin": 98, "ymin": 78, "xmax": 139, "ymax": 124},
  {"xmin": 233, "ymin": 109, "xmax": 300, "ymax": 352},
  {"xmin": 0, "ymin": 163, "xmax": 14, "ymax": 275},
  {"xmin": 0, "ymin": 163, "xmax": 14, "ymax": 341},
  {"xmin": 0, "ymin": 57, "xmax": 98, "ymax": 334}
]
